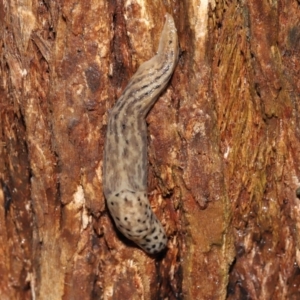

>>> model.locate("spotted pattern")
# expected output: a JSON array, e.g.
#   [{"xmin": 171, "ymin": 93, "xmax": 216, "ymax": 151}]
[{"xmin": 103, "ymin": 14, "xmax": 178, "ymax": 254}]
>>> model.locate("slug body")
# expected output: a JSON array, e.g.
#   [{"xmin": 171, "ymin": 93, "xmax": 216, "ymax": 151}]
[{"xmin": 103, "ymin": 14, "xmax": 179, "ymax": 254}]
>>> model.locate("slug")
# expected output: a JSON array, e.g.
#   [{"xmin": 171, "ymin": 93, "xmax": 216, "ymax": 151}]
[{"xmin": 103, "ymin": 13, "xmax": 179, "ymax": 254}]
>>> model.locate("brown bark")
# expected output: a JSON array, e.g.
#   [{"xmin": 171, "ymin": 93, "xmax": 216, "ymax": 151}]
[{"xmin": 0, "ymin": 0, "xmax": 300, "ymax": 299}]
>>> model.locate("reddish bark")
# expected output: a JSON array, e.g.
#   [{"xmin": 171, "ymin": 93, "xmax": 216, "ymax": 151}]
[{"xmin": 1, "ymin": 0, "xmax": 300, "ymax": 299}]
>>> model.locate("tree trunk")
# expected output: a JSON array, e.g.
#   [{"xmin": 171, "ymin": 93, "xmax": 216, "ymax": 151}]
[{"xmin": 1, "ymin": 0, "xmax": 299, "ymax": 299}]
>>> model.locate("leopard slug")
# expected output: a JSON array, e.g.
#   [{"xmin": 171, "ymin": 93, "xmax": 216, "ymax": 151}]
[{"xmin": 103, "ymin": 13, "xmax": 179, "ymax": 254}]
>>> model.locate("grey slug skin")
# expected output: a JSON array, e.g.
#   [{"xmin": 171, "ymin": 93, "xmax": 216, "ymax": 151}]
[{"xmin": 103, "ymin": 14, "xmax": 179, "ymax": 254}]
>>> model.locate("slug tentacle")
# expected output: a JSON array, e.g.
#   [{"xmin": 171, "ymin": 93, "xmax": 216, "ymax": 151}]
[{"xmin": 103, "ymin": 13, "xmax": 178, "ymax": 254}]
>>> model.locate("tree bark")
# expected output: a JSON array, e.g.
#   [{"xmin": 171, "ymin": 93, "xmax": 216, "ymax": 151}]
[{"xmin": 1, "ymin": 0, "xmax": 300, "ymax": 299}]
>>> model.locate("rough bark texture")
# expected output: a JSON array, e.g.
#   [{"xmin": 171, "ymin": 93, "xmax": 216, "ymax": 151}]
[{"xmin": 0, "ymin": 0, "xmax": 300, "ymax": 299}]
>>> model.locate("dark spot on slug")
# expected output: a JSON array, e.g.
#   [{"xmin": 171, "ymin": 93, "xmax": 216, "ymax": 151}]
[
  {"xmin": 137, "ymin": 197, "xmax": 141, "ymax": 201},
  {"xmin": 152, "ymin": 245, "xmax": 156, "ymax": 248},
  {"xmin": 141, "ymin": 83, "xmax": 150, "ymax": 89},
  {"xmin": 151, "ymin": 227, "xmax": 156, "ymax": 233},
  {"xmin": 122, "ymin": 123, "xmax": 126, "ymax": 130},
  {"xmin": 124, "ymin": 217, "xmax": 128, "ymax": 221},
  {"xmin": 115, "ymin": 193, "xmax": 119, "ymax": 197},
  {"xmin": 146, "ymin": 238, "xmax": 151, "ymax": 242},
  {"xmin": 137, "ymin": 219, "xmax": 141, "ymax": 222},
  {"xmin": 110, "ymin": 202, "xmax": 114, "ymax": 206},
  {"xmin": 154, "ymin": 236, "xmax": 158, "ymax": 240}
]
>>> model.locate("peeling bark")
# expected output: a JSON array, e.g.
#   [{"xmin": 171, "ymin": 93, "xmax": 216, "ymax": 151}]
[{"xmin": 0, "ymin": 0, "xmax": 300, "ymax": 299}]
